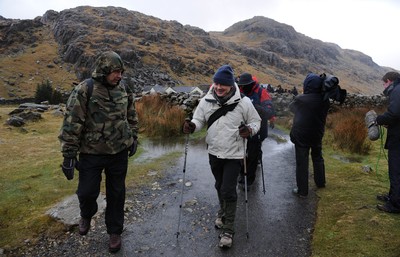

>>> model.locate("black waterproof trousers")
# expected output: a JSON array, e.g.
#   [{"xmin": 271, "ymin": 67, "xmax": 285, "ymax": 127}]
[
  {"xmin": 388, "ymin": 145, "xmax": 400, "ymax": 209},
  {"xmin": 209, "ymin": 154, "xmax": 241, "ymax": 234},
  {"xmin": 294, "ymin": 144, "xmax": 325, "ymax": 196},
  {"xmin": 240, "ymin": 136, "xmax": 263, "ymax": 185},
  {"xmin": 77, "ymin": 149, "xmax": 128, "ymax": 235}
]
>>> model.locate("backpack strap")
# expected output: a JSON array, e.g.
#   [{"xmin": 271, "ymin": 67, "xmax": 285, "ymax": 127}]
[
  {"xmin": 84, "ymin": 78, "xmax": 94, "ymax": 110},
  {"xmin": 207, "ymin": 102, "xmax": 239, "ymax": 130}
]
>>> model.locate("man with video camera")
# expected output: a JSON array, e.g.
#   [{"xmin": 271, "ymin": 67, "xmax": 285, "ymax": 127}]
[
  {"xmin": 289, "ymin": 72, "xmax": 346, "ymax": 197},
  {"xmin": 375, "ymin": 71, "xmax": 400, "ymax": 214}
]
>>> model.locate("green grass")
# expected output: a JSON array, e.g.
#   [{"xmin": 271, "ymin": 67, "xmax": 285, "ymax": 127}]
[
  {"xmin": 275, "ymin": 111, "xmax": 400, "ymax": 257},
  {"xmin": 312, "ymin": 137, "xmax": 400, "ymax": 257}
]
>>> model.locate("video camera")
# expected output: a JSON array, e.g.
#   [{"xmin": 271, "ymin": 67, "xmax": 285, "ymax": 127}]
[{"xmin": 320, "ymin": 73, "xmax": 347, "ymax": 104}]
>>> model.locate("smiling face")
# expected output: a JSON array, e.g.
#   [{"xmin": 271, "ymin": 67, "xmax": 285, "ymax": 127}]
[{"xmin": 213, "ymin": 83, "xmax": 232, "ymax": 97}]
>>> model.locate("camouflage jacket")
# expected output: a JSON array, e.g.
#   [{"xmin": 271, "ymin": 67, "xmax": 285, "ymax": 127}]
[{"xmin": 59, "ymin": 79, "xmax": 138, "ymax": 158}]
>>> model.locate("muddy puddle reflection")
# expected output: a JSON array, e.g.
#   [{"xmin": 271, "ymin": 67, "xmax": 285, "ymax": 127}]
[
  {"xmin": 134, "ymin": 131, "xmax": 292, "ymax": 164},
  {"xmin": 134, "ymin": 136, "xmax": 190, "ymax": 163}
]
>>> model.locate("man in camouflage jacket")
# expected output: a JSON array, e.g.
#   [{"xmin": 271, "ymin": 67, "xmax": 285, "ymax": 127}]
[{"xmin": 58, "ymin": 51, "xmax": 138, "ymax": 253}]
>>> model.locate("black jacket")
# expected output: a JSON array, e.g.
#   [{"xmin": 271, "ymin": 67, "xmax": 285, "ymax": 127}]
[
  {"xmin": 289, "ymin": 93, "xmax": 330, "ymax": 147},
  {"xmin": 377, "ymin": 79, "xmax": 400, "ymax": 149}
]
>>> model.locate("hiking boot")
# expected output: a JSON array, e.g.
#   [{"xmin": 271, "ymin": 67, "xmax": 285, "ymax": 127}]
[
  {"xmin": 78, "ymin": 217, "xmax": 91, "ymax": 235},
  {"xmin": 215, "ymin": 217, "xmax": 223, "ymax": 229},
  {"xmin": 109, "ymin": 234, "xmax": 122, "ymax": 253},
  {"xmin": 218, "ymin": 232, "xmax": 233, "ymax": 248},
  {"xmin": 377, "ymin": 202, "xmax": 400, "ymax": 214},
  {"xmin": 376, "ymin": 193, "xmax": 390, "ymax": 202},
  {"xmin": 292, "ymin": 188, "xmax": 307, "ymax": 198}
]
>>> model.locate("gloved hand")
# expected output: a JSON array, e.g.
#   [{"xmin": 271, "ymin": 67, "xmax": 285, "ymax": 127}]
[
  {"xmin": 129, "ymin": 137, "xmax": 138, "ymax": 157},
  {"xmin": 239, "ymin": 123, "xmax": 251, "ymax": 138},
  {"xmin": 183, "ymin": 119, "xmax": 196, "ymax": 134},
  {"xmin": 61, "ymin": 157, "xmax": 77, "ymax": 180},
  {"xmin": 269, "ymin": 116, "xmax": 276, "ymax": 129},
  {"xmin": 269, "ymin": 121, "xmax": 275, "ymax": 129}
]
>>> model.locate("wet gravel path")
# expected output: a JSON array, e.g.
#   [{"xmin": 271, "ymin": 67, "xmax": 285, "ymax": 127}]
[{"xmin": 8, "ymin": 129, "xmax": 318, "ymax": 257}]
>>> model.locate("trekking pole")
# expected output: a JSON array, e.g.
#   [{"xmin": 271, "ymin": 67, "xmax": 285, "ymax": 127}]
[
  {"xmin": 176, "ymin": 133, "xmax": 189, "ymax": 239},
  {"xmin": 259, "ymin": 149, "xmax": 266, "ymax": 195},
  {"xmin": 243, "ymin": 137, "xmax": 250, "ymax": 239}
]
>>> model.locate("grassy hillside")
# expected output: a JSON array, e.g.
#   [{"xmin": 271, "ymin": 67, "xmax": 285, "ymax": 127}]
[{"xmin": 0, "ymin": 27, "xmax": 77, "ymax": 99}]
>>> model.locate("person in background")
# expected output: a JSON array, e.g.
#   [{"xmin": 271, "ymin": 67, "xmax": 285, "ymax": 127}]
[
  {"xmin": 59, "ymin": 51, "xmax": 139, "ymax": 253},
  {"xmin": 375, "ymin": 71, "xmax": 400, "ymax": 213},
  {"xmin": 183, "ymin": 65, "xmax": 261, "ymax": 248},
  {"xmin": 291, "ymin": 86, "xmax": 298, "ymax": 96},
  {"xmin": 237, "ymin": 72, "xmax": 276, "ymax": 191},
  {"xmin": 289, "ymin": 73, "xmax": 330, "ymax": 197}
]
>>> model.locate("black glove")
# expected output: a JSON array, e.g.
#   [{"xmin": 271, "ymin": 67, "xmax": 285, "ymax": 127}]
[
  {"xmin": 269, "ymin": 121, "xmax": 275, "ymax": 129},
  {"xmin": 183, "ymin": 119, "xmax": 196, "ymax": 134},
  {"xmin": 239, "ymin": 123, "xmax": 251, "ymax": 138},
  {"xmin": 61, "ymin": 157, "xmax": 77, "ymax": 180},
  {"xmin": 129, "ymin": 137, "xmax": 138, "ymax": 157}
]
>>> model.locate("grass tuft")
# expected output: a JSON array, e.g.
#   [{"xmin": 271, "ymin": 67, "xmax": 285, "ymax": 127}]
[
  {"xmin": 136, "ymin": 94, "xmax": 186, "ymax": 137},
  {"xmin": 326, "ymin": 108, "xmax": 371, "ymax": 154}
]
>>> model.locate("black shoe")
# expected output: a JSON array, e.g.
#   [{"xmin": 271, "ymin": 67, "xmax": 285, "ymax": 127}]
[
  {"xmin": 78, "ymin": 217, "xmax": 91, "ymax": 235},
  {"xmin": 377, "ymin": 202, "xmax": 400, "ymax": 214},
  {"xmin": 376, "ymin": 193, "xmax": 390, "ymax": 202},
  {"xmin": 109, "ymin": 234, "xmax": 122, "ymax": 253},
  {"xmin": 292, "ymin": 188, "xmax": 307, "ymax": 198}
]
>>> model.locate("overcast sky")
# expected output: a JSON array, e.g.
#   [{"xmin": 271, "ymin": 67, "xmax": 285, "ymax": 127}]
[{"xmin": 1, "ymin": 0, "xmax": 399, "ymax": 71}]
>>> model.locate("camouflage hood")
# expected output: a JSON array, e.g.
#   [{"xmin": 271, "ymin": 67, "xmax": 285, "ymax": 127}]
[{"xmin": 92, "ymin": 51, "xmax": 124, "ymax": 82}]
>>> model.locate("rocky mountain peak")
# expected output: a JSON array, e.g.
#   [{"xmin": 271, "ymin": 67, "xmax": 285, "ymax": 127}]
[{"xmin": 0, "ymin": 6, "xmax": 395, "ymax": 99}]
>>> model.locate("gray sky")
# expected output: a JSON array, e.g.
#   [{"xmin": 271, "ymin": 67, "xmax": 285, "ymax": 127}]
[{"xmin": 1, "ymin": 0, "xmax": 399, "ymax": 70}]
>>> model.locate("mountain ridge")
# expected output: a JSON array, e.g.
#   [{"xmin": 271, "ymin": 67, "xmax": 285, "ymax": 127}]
[{"xmin": 0, "ymin": 6, "xmax": 395, "ymax": 99}]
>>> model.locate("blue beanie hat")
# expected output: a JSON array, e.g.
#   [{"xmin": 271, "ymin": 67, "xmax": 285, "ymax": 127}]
[
  {"xmin": 303, "ymin": 73, "xmax": 323, "ymax": 94},
  {"xmin": 213, "ymin": 65, "xmax": 235, "ymax": 87}
]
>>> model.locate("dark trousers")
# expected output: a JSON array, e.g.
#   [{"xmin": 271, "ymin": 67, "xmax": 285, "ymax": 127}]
[
  {"xmin": 294, "ymin": 144, "xmax": 325, "ymax": 196},
  {"xmin": 209, "ymin": 154, "xmax": 241, "ymax": 234},
  {"xmin": 388, "ymin": 145, "xmax": 400, "ymax": 208},
  {"xmin": 77, "ymin": 149, "xmax": 128, "ymax": 235},
  {"xmin": 209, "ymin": 154, "xmax": 241, "ymax": 202},
  {"xmin": 242, "ymin": 136, "xmax": 263, "ymax": 185}
]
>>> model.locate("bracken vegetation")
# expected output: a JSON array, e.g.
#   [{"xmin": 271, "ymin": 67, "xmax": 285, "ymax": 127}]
[
  {"xmin": 136, "ymin": 94, "xmax": 186, "ymax": 137},
  {"xmin": 326, "ymin": 108, "xmax": 371, "ymax": 154}
]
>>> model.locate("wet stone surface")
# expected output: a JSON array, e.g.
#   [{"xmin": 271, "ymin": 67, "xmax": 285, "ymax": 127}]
[{"xmin": 7, "ymin": 129, "xmax": 318, "ymax": 257}]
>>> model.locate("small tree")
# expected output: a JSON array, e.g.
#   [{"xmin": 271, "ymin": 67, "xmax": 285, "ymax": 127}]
[
  {"xmin": 50, "ymin": 90, "xmax": 64, "ymax": 104},
  {"xmin": 34, "ymin": 80, "xmax": 53, "ymax": 104}
]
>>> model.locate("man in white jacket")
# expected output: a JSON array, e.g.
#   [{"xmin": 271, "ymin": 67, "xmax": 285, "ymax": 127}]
[{"xmin": 183, "ymin": 64, "xmax": 261, "ymax": 248}]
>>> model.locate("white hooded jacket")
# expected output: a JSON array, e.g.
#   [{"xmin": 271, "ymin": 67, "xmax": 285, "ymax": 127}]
[{"xmin": 191, "ymin": 83, "xmax": 261, "ymax": 159}]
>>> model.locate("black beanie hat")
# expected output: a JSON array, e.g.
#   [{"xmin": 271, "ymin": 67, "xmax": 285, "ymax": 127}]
[{"xmin": 213, "ymin": 65, "xmax": 235, "ymax": 87}]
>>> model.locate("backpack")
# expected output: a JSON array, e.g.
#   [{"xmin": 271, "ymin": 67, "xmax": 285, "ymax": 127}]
[
  {"xmin": 84, "ymin": 78, "xmax": 94, "ymax": 110},
  {"xmin": 252, "ymin": 88, "xmax": 275, "ymax": 140}
]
